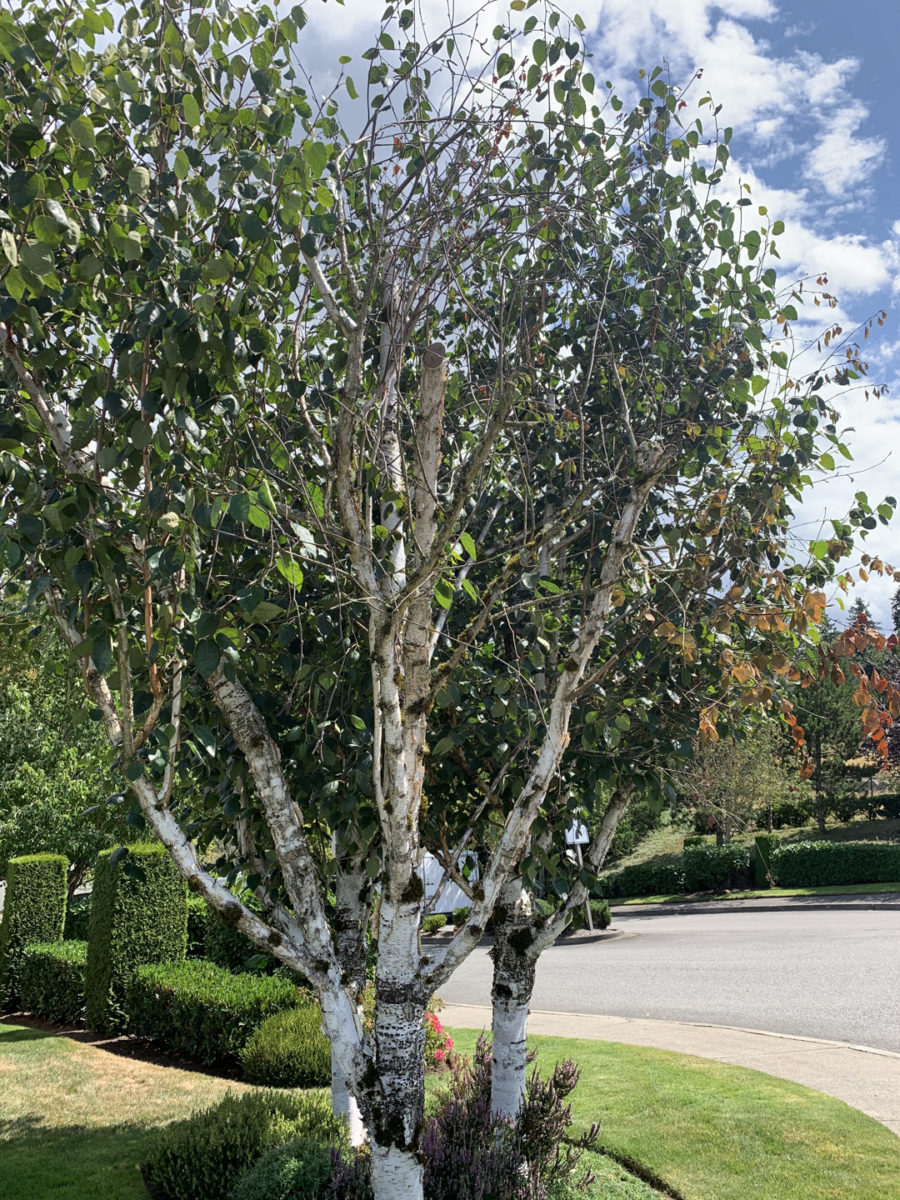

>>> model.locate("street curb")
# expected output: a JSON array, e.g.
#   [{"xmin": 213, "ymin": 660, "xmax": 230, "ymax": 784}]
[
  {"xmin": 440, "ymin": 1002, "xmax": 900, "ymax": 1060},
  {"xmin": 610, "ymin": 897, "xmax": 900, "ymax": 916}
]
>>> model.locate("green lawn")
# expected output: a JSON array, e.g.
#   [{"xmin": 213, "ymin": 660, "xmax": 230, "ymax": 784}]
[
  {"xmin": 448, "ymin": 1029, "xmax": 900, "ymax": 1200},
  {"xmin": 4, "ymin": 1017, "xmax": 899, "ymax": 1200},
  {"xmin": 615, "ymin": 879, "xmax": 900, "ymax": 906},
  {"xmin": 0, "ymin": 1019, "xmax": 256, "ymax": 1199}
]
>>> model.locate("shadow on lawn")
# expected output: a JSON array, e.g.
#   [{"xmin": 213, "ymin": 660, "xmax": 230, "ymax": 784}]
[
  {"xmin": 0, "ymin": 1117, "xmax": 152, "ymax": 1199},
  {"xmin": 0, "ymin": 1013, "xmax": 242, "ymax": 1080}
]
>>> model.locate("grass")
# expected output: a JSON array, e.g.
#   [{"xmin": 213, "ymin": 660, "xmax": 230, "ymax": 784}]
[
  {"xmin": 0, "ymin": 1018, "xmax": 258, "ymax": 1199},
  {"xmin": 447, "ymin": 1029, "xmax": 900, "ymax": 1200},
  {"xmin": 4, "ymin": 1016, "xmax": 899, "ymax": 1200},
  {"xmin": 614, "ymin": 879, "xmax": 900, "ymax": 906}
]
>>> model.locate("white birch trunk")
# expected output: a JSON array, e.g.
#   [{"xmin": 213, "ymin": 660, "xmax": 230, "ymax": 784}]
[
  {"xmin": 490, "ymin": 880, "xmax": 536, "ymax": 1118},
  {"xmin": 331, "ymin": 1048, "xmax": 366, "ymax": 1147}
]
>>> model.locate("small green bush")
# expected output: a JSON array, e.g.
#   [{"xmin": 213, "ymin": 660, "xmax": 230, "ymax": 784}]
[
  {"xmin": 186, "ymin": 895, "xmax": 207, "ymax": 957},
  {"xmin": 20, "ymin": 940, "xmax": 87, "ymax": 1024},
  {"xmin": 771, "ymin": 840, "xmax": 900, "ymax": 888},
  {"xmin": 422, "ymin": 913, "xmax": 446, "ymax": 934},
  {"xmin": 141, "ymin": 1088, "xmax": 344, "ymax": 1200},
  {"xmin": 603, "ymin": 861, "xmax": 685, "ymax": 898},
  {"xmin": 63, "ymin": 893, "xmax": 92, "ymax": 941},
  {"xmin": 240, "ymin": 1002, "xmax": 331, "ymax": 1088},
  {"xmin": 682, "ymin": 843, "xmax": 751, "ymax": 892},
  {"xmin": 452, "ymin": 906, "xmax": 470, "ymax": 927},
  {"xmin": 229, "ymin": 1137, "xmax": 336, "ymax": 1200},
  {"xmin": 568, "ymin": 898, "xmax": 612, "ymax": 932},
  {"xmin": 683, "ymin": 835, "xmax": 705, "ymax": 850},
  {"xmin": 754, "ymin": 835, "xmax": 781, "ymax": 888},
  {"xmin": 0, "ymin": 853, "xmax": 67, "ymax": 1011},
  {"xmin": 85, "ymin": 844, "xmax": 188, "ymax": 1033},
  {"xmin": 126, "ymin": 958, "xmax": 301, "ymax": 1067}
]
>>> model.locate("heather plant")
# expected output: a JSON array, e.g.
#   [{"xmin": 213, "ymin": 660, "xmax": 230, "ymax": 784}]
[{"xmin": 424, "ymin": 1035, "xmax": 599, "ymax": 1200}]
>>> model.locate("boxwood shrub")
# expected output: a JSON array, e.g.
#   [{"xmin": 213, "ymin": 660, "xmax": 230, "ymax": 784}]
[
  {"xmin": 85, "ymin": 844, "xmax": 187, "ymax": 1033},
  {"xmin": 682, "ymin": 843, "xmax": 751, "ymax": 892},
  {"xmin": 0, "ymin": 853, "xmax": 68, "ymax": 1011},
  {"xmin": 422, "ymin": 913, "xmax": 447, "ymax": 935},
  {"xmin": 126, "ymin": 958, "xmax": 301, "ymax": 1067},
  {"xmin": 771, "ymin": 840, "xmax": 900, "ymax": 888},
  {"xmin": 602, "ymin": 861, "xmax": 685, "ymax": 898},
  {"xmin": 20, "ymin": 940, "xmax": 87, "ymax": 1024},
  {"xmin": 240, "ymin": 1002, "xmax": 331, "ymax": 1088},
  {"xmin": 140, "ymin": 1089, "xmax": 344, "ymax": 1200}
]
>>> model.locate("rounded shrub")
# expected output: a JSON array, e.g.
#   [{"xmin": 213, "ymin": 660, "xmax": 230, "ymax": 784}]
[
  {"xmin": 422, "ymin": 913, "xmax": 446, "ymax": 935},
  {"xmin": 141, "ymin": 1088, "xmax": 344, "ymax": 1200},
  {"xmin": 229, "ymin": 1137, "xmax": 336, "ymax": 1200},
  {"xmin": 240, "ymin": 1002, "xmax": 331, "ymax": 1088}
]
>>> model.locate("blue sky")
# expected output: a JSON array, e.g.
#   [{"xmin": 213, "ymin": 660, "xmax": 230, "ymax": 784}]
[{"xmin": 304, "ymin": 0, "xmax": 899, "ymax": 627}]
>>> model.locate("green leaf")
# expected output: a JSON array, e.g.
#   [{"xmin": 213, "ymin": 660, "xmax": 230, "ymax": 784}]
[
  {"xmin": 434, "ymin": 578, "xmax": 453, "ymax": 610},
  {"xmin": 68, "ymin": 116, "xmax": 95, "ymax": 148},
  {"xmin": 130, "ymin": 420, "xmax": 153, "ymax": 450},
  {"xmin": 247, "ymin": 503, "xmax": 270, "ymax": 531},
  {"xmin": 250, "ymin": 601, "xmax": 284, "ymax": 622},
  {"xmin": 128, "ymin": 166, "xmax": 151, "ymax": 194},
  {"xmin": 497, "ymin": 52, "xmax": 514, "ymax": 77},
  {"xmin": 192, "ymin": 724, "xmax": 216, "ymax": 756},
  {"xmin": 810, "ymin": 540, "xmax": 828, "ymax": 560},
  {"xmin": 346, "ymin": 76, "xmax": 358, "ymax": 100},
  {"xmin": 182, "ymin": 93, "xmax": 202, "ymax": 127},
  {"xmin": 1, "ymin": 229, "xmax": 19, "ymax": 266},
  {"xmin": 196, "ymin": 640, "xmax": 220, "ymax": 680},
  {"xmin": 276, "ymin": 553, "xmax": 304, "ymax": 589},
  {"xmin": 92, "ymin": 635, "xmax": 112, "ymax": 675},
  {"xmin": 21, "ymin": 240, "xmax": 55, "ymax": 275},
  {"xmin": 229, "ymin": 493, "xmax": 251, "ymax": 523},
  {"xmin": 819, "ymin": 453, "xmax": 835, "ymax": 471},
  {"xmin": 174, "ymin": 149, "xmax": 190, "ymax": 180},
  {"xmin": 460, "ymin": 532, "xmax": 477, "ymax": 560}
]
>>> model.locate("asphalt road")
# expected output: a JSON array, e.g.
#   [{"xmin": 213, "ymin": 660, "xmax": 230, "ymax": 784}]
[{"xmin": 438, "ymin": 908, "xmax": 900, "ymax": 1053}]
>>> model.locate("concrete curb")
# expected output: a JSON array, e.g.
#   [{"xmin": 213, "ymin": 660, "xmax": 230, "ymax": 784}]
[{"xmin": 610, "ymin": 895, "xmax": 900, "ymax": 916}]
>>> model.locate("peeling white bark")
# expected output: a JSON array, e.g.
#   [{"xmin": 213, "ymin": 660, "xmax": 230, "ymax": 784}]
[{"xmin": 490, "ymin": 880, "xmax": 535, "ymax": 1119}]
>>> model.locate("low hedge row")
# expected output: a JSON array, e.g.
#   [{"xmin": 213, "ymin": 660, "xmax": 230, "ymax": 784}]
[
  {"xmin": 771, "ymin": 840, "xmax": 900, "ymax": 888},
  {"xmin": 20, "ymin": 940, "xmax": 87, "ymax": 1024},
  {"xmin": 682, "ymin": 843, "xmax": 751, "ymax": 892},
  {"xmin": 125, "ymin": 958, "xmax": 301, "ymax": 1067},
  {"xmin": 601, "ymin": 861, "xmax": 685, "ymax": 898}
]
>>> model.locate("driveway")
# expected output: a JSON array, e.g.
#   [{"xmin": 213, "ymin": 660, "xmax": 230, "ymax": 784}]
[{"xmin": 438, "ymin": 907, "xmax": 900, "ymax": 1053}]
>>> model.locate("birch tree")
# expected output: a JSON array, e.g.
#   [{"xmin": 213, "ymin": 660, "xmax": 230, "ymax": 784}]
[{"xmin": 1, "ymin": 1, "xmax": 896, "ymax": 1196}]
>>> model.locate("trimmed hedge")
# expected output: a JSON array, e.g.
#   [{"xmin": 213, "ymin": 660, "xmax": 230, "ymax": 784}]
[
  {"xmin": 683, "ymin": 843, "xmax": 751, "ymax": 892},
  {"xmin": 754, "ymin": 835, "xmax": 781, "ymax": 888},
  {"xmin": 125, "ymin": 958, "xmax": 301, "ymax": 1067},
  {"xmin": 63, "ymin": 893, "xmax": 92, "ymax": 941},
  {"xmin": 771, "ymin": 840, "xmax": 900, "ymax": 888},
  {"xmin": 422, "ymin": 913, "xmax": 447, "ymax": 935},
  {"xmin": 20, "ymin": 940, "xmax": 87, "ymax": 1024},
  {"xmin": 0, "ymin": 853, "xmax": 68, "ymax": 1011},
  {"xmin": 85, "ymin": 844, "xmax": 188, "ymax": 1033},
  {"xmin": 240, "ymin": 1002, "xmax": 331, "ymax": 1088},
  {"xmin": 140, "ymin": 1089, "xmax": 344, "ymax": 1200},
  {"xmin": 602, "ymin": 861, "xmax": 685, "ymax": 898}
]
